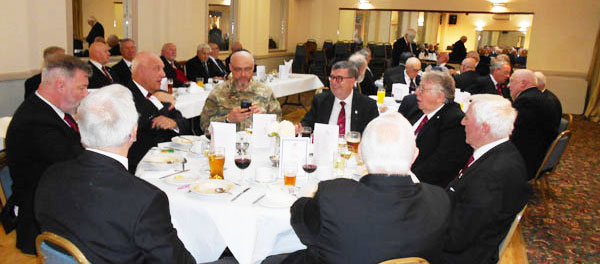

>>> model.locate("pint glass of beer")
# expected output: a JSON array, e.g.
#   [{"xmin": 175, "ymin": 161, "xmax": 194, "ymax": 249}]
[
  {"xmin": 167, "ymin": 78, "xmax": 174, "ymax": 94},
  {"xmin": 345, "ymin": 131, "xmax": 361, "ymax": 153},
  {"xmin": 209, "ymin": 147, "xmax": 226, "ymax": 179},
  {"xmin": 283, "ymin": 164, "xmax": 297, "ymax": 186}
]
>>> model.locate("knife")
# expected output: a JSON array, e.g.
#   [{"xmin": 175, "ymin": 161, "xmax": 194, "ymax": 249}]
[
  {"xmin": 252, "ymin": 194, "xmax": 266, "ymax": 205},
  {"xmin": 230, "ymin": 187, "xmax": 251, "ymax": 202},
  {"xmin": 158, "ymin": 169, "xmax": 190, "ymax": 179}
]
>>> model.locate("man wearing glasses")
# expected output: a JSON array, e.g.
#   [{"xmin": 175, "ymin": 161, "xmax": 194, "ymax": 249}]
[
  {"xmin": 300, "ymin": 61, "xmax": 379, "ymax": 135},
  {"xmin": 200, "ymin": 50, "xmax": 281, "ymax": 132}
]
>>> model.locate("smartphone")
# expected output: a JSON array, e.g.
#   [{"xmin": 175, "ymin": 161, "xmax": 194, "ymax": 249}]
[{"xmin": 241, "ymin": 99, "xmax": 252, "ymax": 109}]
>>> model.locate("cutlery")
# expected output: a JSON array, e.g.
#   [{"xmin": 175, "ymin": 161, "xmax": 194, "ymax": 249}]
[
  {"xmin": 182, "ymin": 158, "xmax": 187, "ymax": 171},
  {"xmin": 177, "ymin": 184, "xmax": 191, "ymax": 190},
  {"xmin": 252, "ymin": 194, "xmax": 266, "ymax": 205},
  {"xmin": 159, "ymin": 169, "xmax": 190, "ymax": 179},
  {"xmin": 230, "ymin": 187, "xmax": 251, "ymax": 202}
]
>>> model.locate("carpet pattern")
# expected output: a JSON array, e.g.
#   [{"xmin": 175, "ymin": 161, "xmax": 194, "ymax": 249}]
[{"xmin": 521, "ymin": 115, "xmax": 600, "ymax": 263}]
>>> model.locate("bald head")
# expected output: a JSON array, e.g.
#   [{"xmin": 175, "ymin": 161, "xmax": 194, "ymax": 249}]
[
  {"xmin": 508, "ymin": 69, "xmax": 537, "ymax": 100},
  {"xmin": 461, "ymin": 58, "xmax": 476, "ymax": 72},
  {"xmin": 437, "ymin": 52, "xmax": 449, "ymax": 64},
  {"xmin": 466, "ymin": 51, "xmax": 480, "ymax": 62},
  {"xmin": 161, "ymin": 43, "xmax": 177, "ymax": 61},
  {"xmin": 229, "ymin": 50, "xmax": 254, "ymax": 90},
  {"xmin": 405, "ymin": 57, "xmax": 422, "ymax": 80},
  {"xmin": 132, "ymin": 52, "xmax": 166, "ymax": 93},
  {"xmin": 89, "ymin": 42, "xmax": 110, "ymax": 65}
]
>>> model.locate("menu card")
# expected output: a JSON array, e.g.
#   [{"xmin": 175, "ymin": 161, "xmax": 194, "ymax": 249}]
[
  {"xmin": 278, "ymin": 137, "xmax": 310, "ymax": 179},
  {"xmin": 256, "ymin": 65, "xmax": 266, "ymax": 81},
  {"xmin": 392, "ymin": 83, "xmax": 409, "ymax": 100},
  {"xmin": 454, "ymin": 91, "xmax": 471, "ymax": 112},
  {"xmin": 252, "ymin": 114, "xmax": 277, "ymax": 148},
  {"xmin": 209, "ymin": 122, "xmax": 236, "ymax": 162},
  {"xmin": 313, "ymin": 123, "xmax": 338, "ymax": 167}
]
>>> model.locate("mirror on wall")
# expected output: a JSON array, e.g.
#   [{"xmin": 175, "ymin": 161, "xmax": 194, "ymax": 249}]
[
  {"xmin": 476, "ymin": 30, "xmax": 526, "ymax": 50},
  {"xmin": 268, "ymin": 0, "xmax": 287, "ymax": 50},
  {"xmin": 209, "ymin": 2, "xmax": 232, "ymax": 51}
]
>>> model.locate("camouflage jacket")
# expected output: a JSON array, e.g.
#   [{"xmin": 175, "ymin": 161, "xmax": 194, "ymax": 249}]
[{"xmin": 200, "ymin": 78, "xmax": 282, "ymax": 132}]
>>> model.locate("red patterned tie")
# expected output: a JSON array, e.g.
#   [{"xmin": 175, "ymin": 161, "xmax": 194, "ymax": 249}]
[
  {"xmin": 461, "ymin": 155, "xmax": 475, "ymax": 175},
  {"xmin": 414, "ymin": 116, "xmax": 428, "ymax": 135},
  {"xmin": 496, "ymin": 83, "xmax": 503, "ymax": 95},
  {"xmin": 337, "ymin": 102, "xmax": 346, "ymax": 136},
  {"xmin": 64, "ymin": 114, "xmax": 79, "ymax": 133},
  {"xmin": 146, "ymin": 92, "xmax": 152, "ymax": 99},
  {"xmin": 101, "ymin": 66, "xmax": 113, "ymax": 82}
]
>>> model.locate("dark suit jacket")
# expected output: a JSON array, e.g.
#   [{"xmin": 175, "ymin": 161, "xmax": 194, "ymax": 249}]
[
  {"xmin": 111, "ymin": 59, "xmax": 132, "ymax": 85},
  {"xmin": 284, "ymin": 175, "xmax": 450, "ymax": 264},
  {"xmin": 109, "ymin": 44, "xmax": 121, "ymax": 56},
  {"xmin": 466, "ymin": 75, "xmax": 510, "ymax": 99},
  {"xmin": 476, "ymin": 56, "xmax": 491, "ymax": 76},
  {"xmin": 24, "ymin": 73, "xmax": 41, "ymax": 99},
  {"xmin": 85, "ymin": 22, "xmax": 104, "ymax": 45},
  {"xmin": 5, "ymin": 94, "xmax": 84, "ymax": 253},
  {"xmin": 35, "ymin": 151, "xmax": 196, "ymax": 264},
  {"xmin": 449, "ymin": 40, "xmax": 466, "ymax": 63},
  {"xmin": 403, "ymin": 101, "xmax": 473, "ymax": 187},
  {"xmin": 88, "ymin": 61, "xmax": 117, "ymax": 89},
  {"xmin": 511, "ymin": 87, "xmax": 559, "ymax": 178},
  {"xmin": 386, "ymin": 70, "xmax": 420, "ymax": 95},
  {"xmin": 209, "ymin": 57, "xmax": 228, "ymax": 77},
  {"xmin": 185, "ymin": 56, "xmax": 211, "ymax": 84},
  {"xmin": 392, "ymin": 37, "xmax": 417, "ymax": 66},
  {"xmin": 124, "ymin": 80, "xmax": 191, "ymax": 173},
  {"xmin": 301, "ymin": 91, "xmax": 379, "ymax": 134},
  {"xmin": 544, "ymin": 89, "xmax": 563, "ymax": 126},
  {"xmin": 160, "ymin": 56, "xmax": 186, "ymax": 87},
  {"xmin": 383, "ymin": 65, "xmax": 405, "ymax": 94},
  {"xmin": 397, "ymin": 94, "xmax": 422, "ymax": 124},
  {"xmin": 359, "ymin": 68, "xmax": 377, "ymax": 95},
  {"xmin": 453, "ymin": 71, "xmax": 480, "ymax": 91},
  {"xmin": 443, "ymin": 141, "xmax": 531, "ymax": 264}
]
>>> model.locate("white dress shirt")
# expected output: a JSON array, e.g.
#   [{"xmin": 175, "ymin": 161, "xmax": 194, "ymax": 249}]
[
  {"xmin": 471, "ymin": 137, "xmax": 509, "ymax": 165},
  {"xmin": 489, "ymin": 74, "xmax": 498, "ymax": 87},
  {"xmin": 86, "ymin": 148, "xmax": 129, "ymax": 170},
  {"xmin": 412, "ymin": 103, "xmax": 444, "ymax": 134},
  {"xmin": 35, "ymin": 91, "xmax": 69, "ymax": 126},
  {"xmin": 328, "ymin": 91, "xmax": 353, "ymax": 132},
  {"xmin": 133, "ymin": 81, "xmax": 163, "ymax": 110}
]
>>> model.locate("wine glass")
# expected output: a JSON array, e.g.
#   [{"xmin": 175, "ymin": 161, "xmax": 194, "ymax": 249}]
[
  {"xmin": 234, "ymin": 148, "xmax": 251, "ymax": 182},
  {"xmin": 302, "ymin": 153, "xmax": 317, "ymax": 184}
]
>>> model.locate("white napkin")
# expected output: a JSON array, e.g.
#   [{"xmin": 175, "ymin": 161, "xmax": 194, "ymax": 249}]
[
  {"xmin": 160, "ymin": 77, "xmax": 168, "ymax": 92},
  {"xmin": 278, "ymin": 65, "xmax": 289, "ymax": 80},
  {"xmin": 209, "ymin": 122, "xmax": 236, "ymax": 163},
  {"xmin": 256, "ymin": 65, "xmax": 266, "ymax": 81},
  {"xmin": 252, "ymin": 114, "xmax": 277, "ymax": 148},
  {"xmin": 313, "ymin": 123, "xmax": 338, "ymax": 167},
  {"xmin": 187, "ymin": 82, "xmax": 203, "ymax": 94},
  {"xmin": 278, "ymin": 138, "xmax": 310, "ymax": 179},
  {"xmin": 454, "ymin": 91, "xmax": 472, "ymax": 113},
  {"xmin": 392, "ymin": 83, "xmax": 409, "ymax": 101}
]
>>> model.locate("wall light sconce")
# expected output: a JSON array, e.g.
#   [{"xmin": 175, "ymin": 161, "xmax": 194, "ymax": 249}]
[
  {"xmin": 475, "ymin": 21, "xmax": 486, "ymax": 31},
  {"xmin": 491, "ymin": 3, "xmax": 508, "ymax": 13},
  {"xmin": 358, "ymin": 0, "xmax": 373, "ymax": 9}
]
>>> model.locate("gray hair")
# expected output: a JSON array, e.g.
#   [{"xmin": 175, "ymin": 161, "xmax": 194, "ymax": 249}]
[
  {"xmin": 77, "ymin": 84, "xmax": 139, "ymax": 148},
  {"xmin": 360, "ymin": 112, "xmax": 416, "ymax": 175},
  {"xmin": 42, "ymin": 46, "xmax": 65, "ymax": 60},
  {"xmin": 490, "ymin": 60, "xmax": 509, "ymax": 73},
  {"xmin": 534, "ymin": 71, "xmax": 546, "ymax": 90},
  {"xmin": 468, "ymin": 94, "xmax": 517, "ymax": 139},
  {"xmin": 349, "ymin": 54, "xmax": 367, "ymax": 69},
  {"xmin": 41, "ymin": 54, "xmax": 91, "ymax": 81},
  {"xmin": 331, "ymin": 61, "xmax": 358, "ymax": 79},
  {"xmin": 197, "ymin": 43, "xmax": 211, "ymax": 52},
  {"xmin": 420, "ymin": 69, "xmax": 455, "ymax": 101},
  {"xmin": 356, "ymin": 48, "xmax": 370, "ymax": 58}
]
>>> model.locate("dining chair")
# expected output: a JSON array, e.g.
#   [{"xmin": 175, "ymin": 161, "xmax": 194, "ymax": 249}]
[
  {"xmin": 0, "ymin": 151, "xmax": 8, "ymax": 207},
  {"xmin": 36, "ymin": 231, "xmax": 90, "ymax": 264},
  {"xmin": 558, "ymin": 113, "xmax": 573, "ymax": 133},
  {"xmin": 533, "ymin": 130, "xmax": 572, "ymax": 211},
  {"xmin": 379, "ymin": 257, "xmax": 430, "ymax": 264},
  {"xmin": 498, "ymin": 204, "xmax": 527, "ymax": 261}
]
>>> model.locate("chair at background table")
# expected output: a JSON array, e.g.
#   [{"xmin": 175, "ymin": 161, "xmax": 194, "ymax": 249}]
[
  {"xmin": 533, "ymin": 130, "xmax": 572, "ymax": 212},
  {"xmin": 36, "ymin": 231, "xmax": 90, "ymax": 264},
  {"xmin": 379, "ymin": 257, "xmax": 430, "ymax": 264}
]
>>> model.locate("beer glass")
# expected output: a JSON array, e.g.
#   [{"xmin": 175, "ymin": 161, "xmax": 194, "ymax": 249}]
[
  {"xmin": 345, "ymin": 131, "xmax": 361, "ymax": 153},
  {"xmin": 209, "ymin": 147, "xmax": 225, "ymax": 179}
]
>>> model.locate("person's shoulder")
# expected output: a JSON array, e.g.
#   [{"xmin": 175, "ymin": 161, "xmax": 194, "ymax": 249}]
[
  {"xmin": 252, "ymin": 81, "xmax": 276, "ymax": 95},
  {"xmin": 207, "ymin": 80, "xmax": 232, "ymax": 98},
  {"xmin": 354, "ymin": 92, "xmax": 377, "ymax": 107},
  {"xmin": 415, "ymin": 182, "xmax": 451, "ymax": 207},
  {"xmin": 319, "ymin": 178, "xmax": 361, "ymax": 192}
]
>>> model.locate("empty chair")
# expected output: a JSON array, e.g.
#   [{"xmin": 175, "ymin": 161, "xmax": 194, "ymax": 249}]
[
  {"xmin": 379, "ymin": 257, "xmax": 430, "ymax": 264},
  {"xmin": 36, "ymin": 231, "xmax": 90, "ymax": 264},
  {"xmin": 323, "ymin": 40, "xmax": 334, "ymax": 61},
  {"xmin": 292, "ymin": 43, "xmax": 308, "ymax": 73},
  {"xmin": 385, "ymin": 43, "xmax": 393, "ymax": 59},
  {"xmin": 533, "ymin": 130, "xmax": 572, "ymax": 208},
  {"xmin": 309, "ymin": 50, "xmax": 328, "ymax": 85}
]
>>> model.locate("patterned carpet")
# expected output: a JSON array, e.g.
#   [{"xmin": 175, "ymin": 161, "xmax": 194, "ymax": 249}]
[{"xmin": 521, "ymin": 115, "xmax": 600, "ymax": 263}]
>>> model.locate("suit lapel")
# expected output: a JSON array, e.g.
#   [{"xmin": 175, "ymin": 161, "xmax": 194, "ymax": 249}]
[
  {"xmin": 350, "ymin": 94, "xmax": 360, "ymax": 131},
  {"xmin": 416, "ymin": 103, "xmax": 447, "ymax": 142},
  {"xmin": 320, "ymin": 92, "xmax": 335, "ymax": 124}
]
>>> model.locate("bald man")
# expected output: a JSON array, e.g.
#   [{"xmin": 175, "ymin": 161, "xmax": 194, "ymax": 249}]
[
  {"xmin": 88, "ymin": 42, "xmax": 118, "ymax": 88},
  {"xmin": 392, "ymin": 29, "xmax": 418, "ymax": 66},
  {"xmin": 386, "ymin": 57, "xmax": 421, "ymax": 95},
  {"xmin": 24, "ymin": 46, "xmax": 65, "ymax": 99},
  {"xmin": 123, "ymin": 52, "xmax": 191, "ymax": 172},
  {"xmin": 200, "ymin": 50, "xmax": 281, "ymax": 132},
  {"xmin": 509, "ymin": 69, "xmax": 560, "ymax": 179},
  {"xmin": 160, "ymin": 43, "xmax": 187, "ymax": 87},
  {"xmin": 450, "ymin": 36, "xmax": 468, "ymax": 63},
  {"xmin": 453, "ymin": 58, "xmax": 479, "ymax": 90}
]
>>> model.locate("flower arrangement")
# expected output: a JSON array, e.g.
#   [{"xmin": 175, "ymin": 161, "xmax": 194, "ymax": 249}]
[{"xmin": 266, "ymin": 120, "xmax": 296, "ymax": 138}]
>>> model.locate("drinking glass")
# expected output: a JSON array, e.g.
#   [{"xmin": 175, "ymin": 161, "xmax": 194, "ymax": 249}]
[
  {"xmin": 345, "ymin": 131, "xmax": 361, "ymax": 154},
  {"xmin": 302, "ymin": 153, "xmax": 317, "ymax": 183},
  {"xmin": 209, "ymin": 147, "xmax": 225, "ymax": 179},
  {"xmin": 167, "ymin": 78, "xmax": 174, "ymax": 94},
  {"xmin": 234, "ymin": 148, "xmax": 251, "ymax": 182},
  {"xmin": 283, "ymin": 163, "xmax": 297, "ymax": 188}
]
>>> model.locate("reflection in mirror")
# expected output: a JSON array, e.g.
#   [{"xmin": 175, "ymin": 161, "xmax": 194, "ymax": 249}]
[
  {"xmin": 269, "ymin": 0, "xmax": 287, "ymax": 50},
  {"xmin": 72, "ymin": 0, "xmax": 127, "ymax": 57},
  {"xmin": 209, "ymin": 2, "xmax": 232, "ymax": 51},
  {"xmin": 476, "ymin": 30, "xmax": 526, "ymax": 49}
]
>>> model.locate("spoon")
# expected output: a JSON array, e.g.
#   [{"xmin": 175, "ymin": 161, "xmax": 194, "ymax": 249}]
[
  {"xmin": 215, "ymin": 188, "xmax": 230, "ymax": 194},
  {"xmin": 181, "ymin": 158, "xmax": 187, "ymax": 171}
]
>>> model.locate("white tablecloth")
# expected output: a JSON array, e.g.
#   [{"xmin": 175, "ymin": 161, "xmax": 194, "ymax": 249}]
[
  {"xmin": 174, "ymin": 89, "xmax": 209, "ymax": 119},
  {"xmin": 268, "ymin": 74, "xmax": 324, "ymax": 98},
  {"xmin": 368, "ymin": 96, "xmax": 401, "ymax": 113},
  {"xmin": 136, "ymin": 145, "xmax": 309, "ymax": 264}
]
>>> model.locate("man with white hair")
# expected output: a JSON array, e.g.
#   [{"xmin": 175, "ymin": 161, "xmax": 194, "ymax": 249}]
[
  {"xmin": 4, "ymin": 54, "xmax": 90, "ymax": 254},
  {"xmin": 443, "ymin": 94, "xmax": 531, "ymax": 264},
  {"xmin": 35, "ymin": 85, "xmax": 196, "ymax": 264},
  {"xmin": 160, "ymin": 42, "xmax": 188, "ymax": 87},
  {"xmin": 285, "ymin": 112, "xmax": 450, "ymax": 264},
  {"xmin": 186, "ymin": 43, "xmax": 216, "ymax": 84},
  {"xmin": 535, "ymin": 71, "xmax": 563, "ymax": 125},
  {"xmin": 124, "ymin": 52, "xmax": 190, "ymax": 172},
  {"xmin": 349, "ymin": 52, "xmax": 376, "ymax": 95},
  {"xmin": 353, "ymin": 49, "xmax": 377, "ymax": 95},
  {"xmin": 399, "ymin": 69, "xmax": 472, "ymax": 187},
  {"xmin": 453, "ymin": 58, "xmax": 479, "ymax": 89},
  {"xmin": 85, "ymin": 16, "xmax": 104, "ymax": 46},
  {"xmin": 392, "ymin": 28, "xmax": 417, "ymax": 66},
  {"xmin": 509, "ymin": 69, "xmax": 559, "ymax": 178}
]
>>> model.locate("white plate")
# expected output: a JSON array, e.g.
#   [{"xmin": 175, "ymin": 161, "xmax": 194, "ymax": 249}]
[
  {"xmin": 141, "ymin": 153, "xmax": 183, "ymax": 171},
  {"xmin": 189, "ymin": 179, "xmax": 235, "ymax": 196},
  {"xmin": 259, "ymin": 194, "xmax": 296, "ymax": 208},
  {"xmin": 164, "ymin": 174, "xmax": 197, "ymax": 185},
  {"xmin": 172, "ymin": 135, "xmax": 204, "ymax": 145}
]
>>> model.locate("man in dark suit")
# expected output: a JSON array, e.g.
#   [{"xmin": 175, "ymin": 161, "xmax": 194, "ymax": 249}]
[
  {"xmin": 186, "ymin": 44, "xmax": 214, "ymax": 84},
  {"xmin": 4, "ymin": 54, "xmax": 90, "ymax": 254},
  {"xmin": 34, "ymin": 85, "xmax": 196, "ymax": 264},
  {"xmin": 383, "ymin": 51, "xmax": 414, "ymax": 93},
  {"xmin": 349, "ymin": 52, "xmax": 375, "ymax": 95},
  {"xmin": 449, "ymin": 36, "xmax": 467, "ymax": 63},
  {"xmin": 385, "ymin": 57, "xmax": 421, "ymax": 96},
  {"xmin": 400, "ymin": 69, "xmax": 472, "ymax": 187},
  {"xmin": 160, "ymin": 42, "xmax": 187, "ymax": 87},
  {"xmin": 225, "ymin": 41, "xmax": 243, "ymax": 70},
  {"xmin": 285, "ymin": 112, "xmax": 450, "ymax": 264},
  {"xmin": 125, "ymin": 52, "xmax": 190, "ymax": 173},
  {"xmin": 429, "ymin": 52, "xmax": 456, "ymax": 74},
  {"xmin": 107, "ymin": 34, "xmax": 121, "ymax": 56},
  {"xmin": 535, "ymin": 71, "xmax": 563, "ymax": 125},
  {"xmin": 208, "ymin": 42, "xmax": 228, "ymax": 79},
  {"xmin": 392, "ymin": 29, "xmax": 417, "ymax": 67},
  {"xmin": 453, "ymin": 58, "xmax": 479, "ymax": 90},
  {"xmin": 466, "ymin": 61, "xmax": 511, "ymax": 99},
  {"xmin": 300, "ymin": 61, "xmax": 379, "ymax": 135},
  {"xmin": 24, "ymin": 46, "xmax": 65, "ymax": 99},
  {"xmin": 111, "ymin": 38, "xmax": 137, "ymax": 85},
  {"xmin": 509, "ymin": 69, "xmax": 560, "ymax": 179},
  {"xmin": 87, "ymin": 42, "xmax": 118, "ymax": 89},
  {"xmin": 85, "ymin": 16, "xmax": 104, "ymax": 46},
  {"xmin": 443, "ymin": 94, "xmax": 531, "ymax": 264}
]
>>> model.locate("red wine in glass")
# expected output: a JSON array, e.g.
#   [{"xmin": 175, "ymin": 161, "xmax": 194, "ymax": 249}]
[
  {"xmin": 235, "ymin": 158, "xmax": 251, "ymax": 169},
  {"xmin": 302, "ymin": 164, "xmax": 317, "ymax": 173}
]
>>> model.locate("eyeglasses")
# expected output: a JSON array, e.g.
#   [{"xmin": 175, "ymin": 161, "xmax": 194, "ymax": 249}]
[
  {"xmin": 232, "ymin": 67, "xmax": 254, "ymax": 73},
  {"xmin": 416, "ymin": 86, "xmax": 438, "ymax": 93},
  {"xmin": 329, "ymin": 75, "xmax": 355, "ymax": 82}
]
